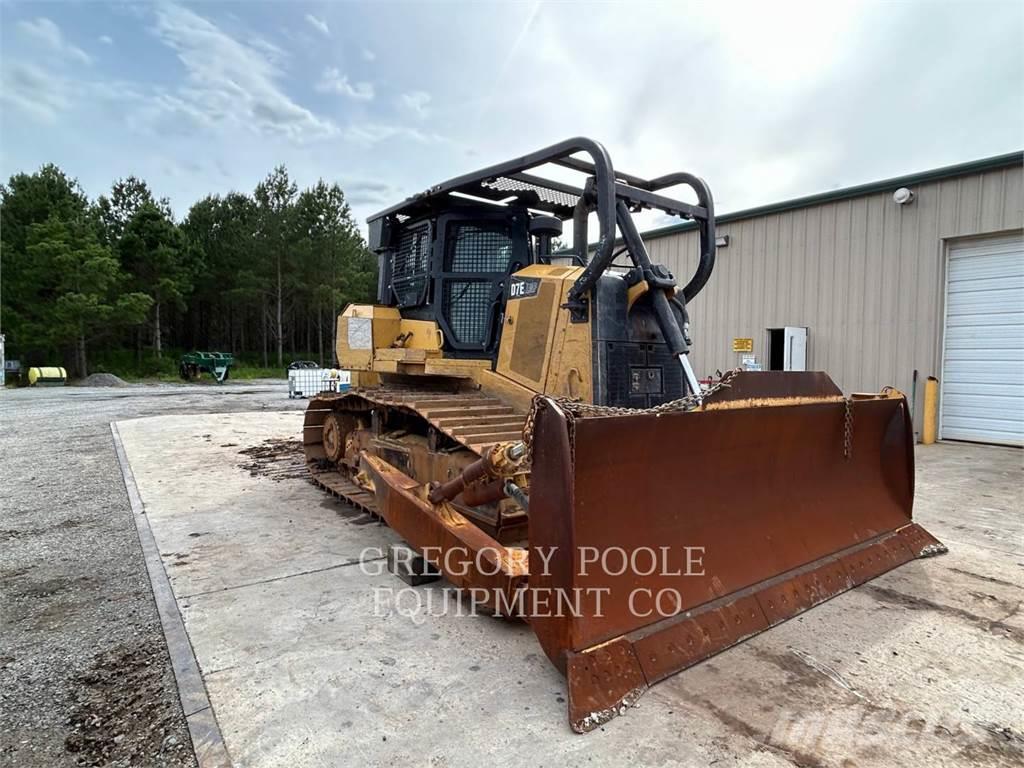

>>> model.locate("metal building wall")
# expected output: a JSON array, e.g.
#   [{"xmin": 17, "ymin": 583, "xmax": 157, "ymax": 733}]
[{"xmin": 647, "ymin": 165, "xmax": 1023, "ymax": 416}]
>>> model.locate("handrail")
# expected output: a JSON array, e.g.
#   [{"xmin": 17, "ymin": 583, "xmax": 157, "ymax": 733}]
[
  {"xmin": 369, "ymin": 137, "xmax": 715, "ymax": 309},
  {"xmin": 645, "ymin": 172, "xmax": 716, "ymax": 302}
]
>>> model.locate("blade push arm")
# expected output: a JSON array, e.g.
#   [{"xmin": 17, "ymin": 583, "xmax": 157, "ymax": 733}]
[
  {"xmin": 563, "ymin": 169, "xmax": 716, "ymax": 395},
  {"xmin": 614, "ymin": 200, "xmax": 703, "ymax": 396}
]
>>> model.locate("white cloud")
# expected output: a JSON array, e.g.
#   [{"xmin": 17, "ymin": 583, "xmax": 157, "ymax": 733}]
[
  {"xmin": 342, "ymin": 177, "xmax": 397, "ymax": 206},
  {"xmin": 249, "ymin": 36, "xmax": 287, "ymax": 65},
  {"xmin": 361, "ymin": 48, "xmax": 376, "ymax": 62},
  {"xmin": 153, "ymin": 4, "xmax": 336, "ymax": 142},
  {"xmin": 99, "ymin": 35, "xmax": 114, "ymax": 45},
  {"xmin": 305, "ymin": 14, "xmax": 330, "ymax": 37},
  {"xmin": 341, "ymin": 122, "xmax": 441, "ymax": 147},
  {"xmin": 0, "ymin": 62, "xmax": 71, "ymax": 121},
  {"xmin": 17, "ymin": 17, "xmax": 92, "ymax": 65},
  {"xmin": 1, "ymin": 53, "xmax": 152, "ymax": 124},
  {"xmin": 315, "ymin": 68, "xmax": 374, "ymax": 101},
  {"xmin": 399, "ymin": 90, "xmax": 431, "ymax": 120}
]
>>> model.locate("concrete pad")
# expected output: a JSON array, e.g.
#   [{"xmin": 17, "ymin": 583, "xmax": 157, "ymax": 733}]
[
  {"xmin": 117, "ymin": 414, "xmax": 1024, "ymax": 768},
  {"xmin": 117, "ymin": 413, "xmax": 400, "ymax": 598}
]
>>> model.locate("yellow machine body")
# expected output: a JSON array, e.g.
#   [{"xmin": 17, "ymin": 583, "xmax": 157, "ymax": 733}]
[{"xmin": 335, "ymin": 264, "xmax": 595, "ymax": 407}]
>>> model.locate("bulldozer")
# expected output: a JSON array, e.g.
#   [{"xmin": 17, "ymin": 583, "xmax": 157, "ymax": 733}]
[{"xmin": 303, "ymin": 138, "xmax": 945, "ymax": 732}]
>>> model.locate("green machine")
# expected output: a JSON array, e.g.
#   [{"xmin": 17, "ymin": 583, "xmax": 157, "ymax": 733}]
[{"xmin": 179, "ymin": 352, "xmax": 234, "ymax": 383}]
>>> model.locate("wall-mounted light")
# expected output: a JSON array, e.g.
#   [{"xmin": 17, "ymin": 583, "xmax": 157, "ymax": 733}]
[
  {"xmin": 716, "ymin": 235, "xmax": 731, "ymax": 248},
  {"xmin": 893, "ymin": 187, "xmax": 915, "ymax": 205}
]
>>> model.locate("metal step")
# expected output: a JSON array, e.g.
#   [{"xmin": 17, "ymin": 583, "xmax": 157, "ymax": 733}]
[
  {"xmin": 421, "ymin": 405, "xmax": 515, "ymax": 419},
  {"xmin": 452, "ymin": 421, "xmax": 526, "ymax": 438}
]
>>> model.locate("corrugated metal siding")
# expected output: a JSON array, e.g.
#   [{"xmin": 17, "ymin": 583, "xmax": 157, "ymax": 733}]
[{"xmin": 647, "ymin": 166, "xmax": 1024, "ymax": 421}]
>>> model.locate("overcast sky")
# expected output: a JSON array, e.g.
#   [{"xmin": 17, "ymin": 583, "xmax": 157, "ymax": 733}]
[{"xmin": 1, "ymin": 1, "xmax": 1021, "ymax": 234}]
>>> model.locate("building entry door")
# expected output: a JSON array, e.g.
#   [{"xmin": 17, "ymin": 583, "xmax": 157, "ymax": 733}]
[{"xmin": 767, "ymin": 327, "xmax": 808, "ymax": 371}]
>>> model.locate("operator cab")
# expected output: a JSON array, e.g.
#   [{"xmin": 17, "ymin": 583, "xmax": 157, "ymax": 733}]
[
  {"xmin": 365, "ymin": 137, "xmax": 715, "ymax": 401},
  {"xmin": 369, "ymin": 203, "xmax": 563, "ymax": 359}
]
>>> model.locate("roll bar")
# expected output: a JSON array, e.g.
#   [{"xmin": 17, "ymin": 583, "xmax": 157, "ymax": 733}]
[
  {"xmin": 368, "ymin": 135, "xmax": 716, "ymax": 315},
  {"xmin": 644, "ymin": 173, "xmax": 716, "ymax": 303}
]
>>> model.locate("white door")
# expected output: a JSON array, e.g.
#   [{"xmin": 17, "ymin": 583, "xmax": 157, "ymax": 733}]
[
  {"xmin": 940, "ymin": 233, "xmax": 1024, "ymax": 446},
  {"xmin": 784, "ymin": 327, "xmax": 807, "ymax": 371}
]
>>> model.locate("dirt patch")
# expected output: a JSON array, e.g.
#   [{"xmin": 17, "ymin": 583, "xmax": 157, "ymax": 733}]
[
  {"xmin": 238, "ymin": 438, "xmax": 307, "ymax": 481},
  {"xmin": 29, "ymin": 600, "xmax": 78, "ymax": 631},
  {"xmin": 963, "ymin": 721, "xmax": 1024, "ymax": 765},
  {"xmin": 688, "ymin": 695, "xmax": 830, "ymax": 768},
  {"xmin": 948, "ymin": 567, "xmax": 1020, "ymax": 590},
  {"xmin": 0, "ymin": 518, "xmax": 86, "ymax": 541},
  {"xmin": 63, "ymin": 641, "xmax": 193, "ymax": 767},
  {"xmin": 0, "ymin": 565, "xmax": 30, "ymax": 582},
  {"xmin": 14, "ymin": 575, "xmax": 90, "ymax": 599},
  {"xmin": 748, "ymin": 646, "xmax": 865, "ymax": 701},
  {"xmin": 862, "ymin": 584, "xmax": 1023, "ymax": 643}
]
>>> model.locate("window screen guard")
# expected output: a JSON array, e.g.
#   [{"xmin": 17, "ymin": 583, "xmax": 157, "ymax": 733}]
[
  {"xmin": 391, "ymin": 223, "xmax": 430, "ymax": 308},
  {"xmin": 439, "ymin": 221, "xmax": 516, "ymax": 349},
  {"xmin": 445, "ymin": 223, "xmax": 515, "ymax": 272}
]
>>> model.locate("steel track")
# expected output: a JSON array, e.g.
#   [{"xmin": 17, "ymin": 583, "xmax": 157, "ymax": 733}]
[{"xmin": 302, "ymin": 388, "xmax": 528, "ymax": 519}]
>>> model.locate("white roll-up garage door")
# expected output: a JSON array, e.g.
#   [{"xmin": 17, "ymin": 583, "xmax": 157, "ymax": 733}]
[{"xmin": 940, "ymin": 233, "xmax": 1024, "ymax": 446}]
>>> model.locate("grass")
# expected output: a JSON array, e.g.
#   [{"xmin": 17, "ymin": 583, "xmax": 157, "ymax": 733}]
[
  {"xmin": 221, "ymin": 365, "xmax": 286, "ymax": 381},
  {"xmin": 86, "ymin": 348, "xmax": 292, "ymax": 383},
  {"xmin": 129, "ymin": 366, "xmax": 286, "ymax": 384}
]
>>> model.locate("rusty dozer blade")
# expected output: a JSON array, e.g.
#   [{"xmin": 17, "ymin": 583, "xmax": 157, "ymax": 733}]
[
  {"xmin": 356, "ymin": 372, "xmax": 945, "ymax": 733},
  {"xmin": 527, "ymin": 372, "xmax": 945, "ymax": 732}
]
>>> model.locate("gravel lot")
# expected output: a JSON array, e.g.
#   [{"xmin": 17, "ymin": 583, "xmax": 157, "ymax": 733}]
[{"xmin": 0, "ymin": 382, "xmax": 304, "ymax": 767}]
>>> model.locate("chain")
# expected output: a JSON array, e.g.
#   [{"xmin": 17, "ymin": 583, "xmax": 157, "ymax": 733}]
[
  {"xmin": 843, "ymin": 397, "xmax": 854, "ymax": 459},
  {"xmin": 523, "ymin": 368, "xmax": 741, "ymax": 463},
  {"xmin": 521, "ymin": 399, "xmax": 539, "ymax": 463},
  {"xmin": 524, "ymin": 370, "xmax": 856, "ymax": 463}
]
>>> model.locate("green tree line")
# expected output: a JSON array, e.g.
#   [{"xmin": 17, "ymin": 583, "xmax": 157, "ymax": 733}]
[{"xmin": 0, "ymin": 164, "xmax": 377, "ymax": 377}]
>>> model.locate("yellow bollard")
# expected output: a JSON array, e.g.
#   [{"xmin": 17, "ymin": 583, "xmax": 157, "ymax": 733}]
[{"xmin": 922, "ymin": 376, "xmax": 938, "ymax": 444}]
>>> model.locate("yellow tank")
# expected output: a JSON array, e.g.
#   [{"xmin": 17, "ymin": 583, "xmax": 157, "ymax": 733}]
[{"xmin": 27, "ymin": 367, "xmax": 67, "ymax": 386}]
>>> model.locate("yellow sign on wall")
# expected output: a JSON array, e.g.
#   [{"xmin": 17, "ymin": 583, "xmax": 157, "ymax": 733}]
[{"xmin": 732, "ymin": 337, "xmax": 753, "ymax": 353}]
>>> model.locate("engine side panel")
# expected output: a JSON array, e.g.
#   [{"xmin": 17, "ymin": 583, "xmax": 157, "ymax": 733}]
[{"xmin": 495, "ymin": 264, "xmax": 592, "ymax": 400}]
